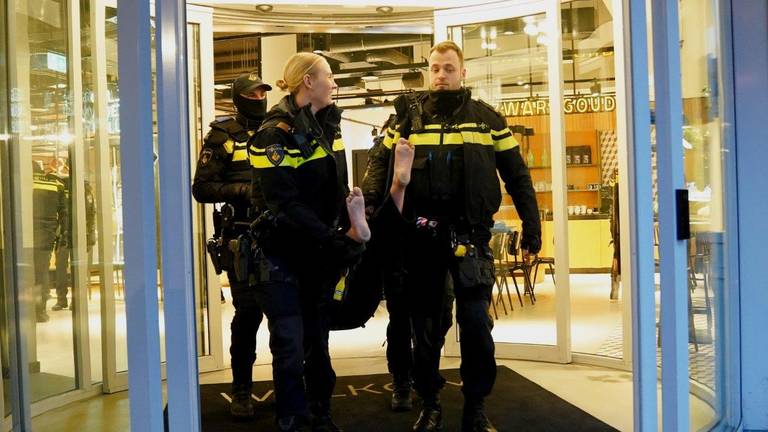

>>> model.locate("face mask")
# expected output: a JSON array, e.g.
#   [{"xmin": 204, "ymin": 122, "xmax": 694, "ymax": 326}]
[
  {"xmin": 428, "ymin": 89, "xmax": 466, "ymax": 117},
  {"xmin": 234, "ymin": 93, "xmax": 267, "ymax": 120}
]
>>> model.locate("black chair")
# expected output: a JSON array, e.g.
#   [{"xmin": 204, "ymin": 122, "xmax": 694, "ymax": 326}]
[
  {"xmin": 489, "ymin": 231, "xmax": 514, "ymax": 315},
  {"xmin": 505, "ymin": 230, "xmax": 535, "ymax": 305}
]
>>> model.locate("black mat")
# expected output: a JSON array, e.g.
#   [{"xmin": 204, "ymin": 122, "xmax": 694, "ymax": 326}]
[{"xmin": 186, "ymin": 366, "xmax": 617, "ymax": 431}]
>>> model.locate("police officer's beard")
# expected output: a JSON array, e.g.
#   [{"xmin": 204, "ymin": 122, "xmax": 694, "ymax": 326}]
[
  {"xmin": 428, "ymin": 89, "xmax": 466, "ymax": 118},
  {"xmin": 234, "ymin": 93, "xmax": 267, "ymax": 123}
]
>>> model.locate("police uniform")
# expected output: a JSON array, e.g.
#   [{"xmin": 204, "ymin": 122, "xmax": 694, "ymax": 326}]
[
  {"xmin": 367, "ymin": 88, "xmax": 541, "ymax": 431},
  {"xmin": 32, "ymin": 167, "xmax": 68, "ymax": 322},
  {"xmin": 192, "ymin": 72, "xmax": 270, "ymax": 418},
  {"xmin": 249, "ymin": 94, "xmax": 357, "ymax": 431}
]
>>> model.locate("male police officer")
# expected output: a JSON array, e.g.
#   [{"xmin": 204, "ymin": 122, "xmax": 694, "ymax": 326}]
[
  {"xmin": 367, "ymin": 41, "xmax": 542, "ymax": 432},
  {"xmin": 192, "ymin": 72, "xmax": 271, "ymax": 419}
]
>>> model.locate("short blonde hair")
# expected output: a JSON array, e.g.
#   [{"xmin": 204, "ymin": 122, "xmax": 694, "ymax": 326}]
[
  {"xmin": 429, "ymin": 41, "xmax": 464, "ymax": 67},
  {"xmin": 275, "ymin": 52, "xmax": 325, "ymax": 93}
]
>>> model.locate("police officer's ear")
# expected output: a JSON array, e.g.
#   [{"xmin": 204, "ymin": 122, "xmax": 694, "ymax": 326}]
[{"xmin": 302, "ymin": 73, "xmax": 314, "ymax": 90}]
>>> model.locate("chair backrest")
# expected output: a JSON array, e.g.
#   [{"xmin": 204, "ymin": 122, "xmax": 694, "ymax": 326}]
[
  {"xmin": 506, "ymin": 230, "xmax": 520, "ymax": 259},
  {"xmin": 489, "ymin": 231, "xmax": 506, "ymax": 261}
]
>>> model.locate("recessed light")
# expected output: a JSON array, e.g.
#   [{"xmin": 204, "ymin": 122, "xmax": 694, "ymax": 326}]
[
  {"xmin": 376, "ymin": 6, "xmax": 394, "ymax": 14},
  {"xmin": 360, "ymin": 74, "xmax": 379, "ymax": 82},
  {"xmin": 255, "ymin": 4, "xmax": 273, "ymax": 13}
]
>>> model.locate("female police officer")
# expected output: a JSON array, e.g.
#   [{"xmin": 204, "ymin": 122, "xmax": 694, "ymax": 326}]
[{"xmin": 248, "ymin": 52, "xmax": 370, "ymax": 432}]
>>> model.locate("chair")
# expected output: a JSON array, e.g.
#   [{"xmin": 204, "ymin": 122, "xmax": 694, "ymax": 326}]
[
  {"xmin": 489, "ymin": 231, "xmax": 514, "ymax": 316},
  {"xmin": 505, "ymin": 230, "xmax": 535, "ymax": 305}
]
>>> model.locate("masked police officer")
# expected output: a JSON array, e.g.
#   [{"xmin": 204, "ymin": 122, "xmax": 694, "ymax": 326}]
[
  {"xmin": 366, "ymin": 41, "xmax": 542, "ymax": 432},
  {"xmin": 192, "ymin": 71, "xmax": 271, "ymax": 419},
  {"xmin": 249, "ymin": 52, "xmax": 370, "ymax": 432}
]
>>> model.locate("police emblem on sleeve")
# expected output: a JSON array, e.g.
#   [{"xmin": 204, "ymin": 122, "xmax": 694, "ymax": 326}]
[
  {"xmin": 199, "ymin": 148, "xmax": 213, "ymax": 166},
  {"xmin": 265, "ymin": 144, "xmax": 285, "ymax": 166}
]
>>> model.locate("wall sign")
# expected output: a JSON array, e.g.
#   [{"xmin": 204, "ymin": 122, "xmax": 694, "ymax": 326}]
[{"xmin": 495, "ymin": 94, "xmax": 616, "ymax": 116}]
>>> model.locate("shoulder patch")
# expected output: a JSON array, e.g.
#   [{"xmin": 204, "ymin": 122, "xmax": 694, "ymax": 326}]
[
  {"xmin": 198, "ymin": 148, "xmax": 214, "ymax": 167},
  {"xmin": 265, "ymin": 143, "xmax": 286, "ymax": 166}
]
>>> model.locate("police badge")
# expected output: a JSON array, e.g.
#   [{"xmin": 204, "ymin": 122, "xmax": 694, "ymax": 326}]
[
  {"xmin": 265, "ymin": 144, "xmax": 285, "ymax": 166},
  {"xmin": 199, "ymin": 148, "xmax": 213, "ymax": 166}
]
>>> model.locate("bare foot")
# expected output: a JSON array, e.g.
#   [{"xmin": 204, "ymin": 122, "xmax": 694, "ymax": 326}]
[
  {"xmin": 393, "ymin": 138, "xmax": 415, "ymax": 189},
  {"xmin": 346, "ymin": 187, "xmax": 371, "ymax": 243}
]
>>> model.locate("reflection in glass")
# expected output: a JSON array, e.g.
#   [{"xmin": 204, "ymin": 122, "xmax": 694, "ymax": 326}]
[{"xmin": 13, "ymin": 0, "xmax": 78, "ymax": 401}]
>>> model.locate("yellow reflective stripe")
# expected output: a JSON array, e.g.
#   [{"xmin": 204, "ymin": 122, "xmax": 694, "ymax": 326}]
[
  {"xmin": 332, "ymin": 137, "xmax": 344, "ymax": 151},
  {"xmin": 382, "ymin": 127, "xmax": 400, "ymax": 149},
  {"xmin": 249, "ymin": 145, "xmax": 330, "ymax": 169},
  {"xmin": 33, "ymin": 183, "xmax": 60, "ymax": 192},
  {"xmin": 232, "ymin": 147, "xmax": 248, "ymax": 162},
  {"xmin": 494, "ymin": 136, "xmax": 519, "ymax": 152},
  {"xmin": 491, "ymin": 128, "xmax": 511, "ymax": 137},
  {"xmin": 224, "ymin": 138, "xmax": 235, "ymax": 154},
  {"xmin": 407, "ymin": 131, "xmax": 494, "ymax": 147}
]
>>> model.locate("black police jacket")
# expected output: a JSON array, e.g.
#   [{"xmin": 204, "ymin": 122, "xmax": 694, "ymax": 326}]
[
  {"xmin": 248, "ymin": 94, "xmax": 355, "ymax": 261},
  {"xmin": 192, "ymin": 114, "xmax": 260, "ymax": 218},
  {"xmin": 33, "ymin": 170, "xmax": 68, "ymax": 247},
  {"xmin": 363, "ymin": 89, "xmax": 542, "ymax": 253}
]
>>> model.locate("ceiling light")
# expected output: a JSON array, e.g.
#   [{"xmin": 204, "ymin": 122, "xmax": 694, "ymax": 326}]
[
  {"xmin": 255, "ymin": 4, "xmax": 273, "ymax": 13},
  {"xmin": 481, "ymin": 41, "xmax": 488, "ymax": 49},
  {"xmin": 313, "ymin": 49, "xmax": 324, "ymax": 54},
  {"xmin": 481, "ymin": 27, "xmax": 486, "ymax": 39},
  {"xmin": 360, "ymin": 74, "xmax": 378, "ymax": 82},
  {"xmin": 504, "ymin": 30, "xmax": 514, "ymax": 35},
  {"xmin": 524, "ymin": 23, "xmax": 539, "ymax": 36},
  {"xmin": 376, "ymin": 6, "xmax": 394, "ymax": 14},
  {"xmin": 490, "ymin": 28, "xmax": 497, "ymax": 39}
]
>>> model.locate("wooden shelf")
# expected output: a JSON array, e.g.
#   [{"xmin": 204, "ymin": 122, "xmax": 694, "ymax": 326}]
[
  {"xmin": 528, "ymin": 164, "xmax": 598, "ymax": 169},
  {"xmin": 535, "ymin": 189, "xmax": 599, "ymax": 193}
]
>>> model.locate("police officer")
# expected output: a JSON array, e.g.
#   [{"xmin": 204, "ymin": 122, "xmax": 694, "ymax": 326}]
[
  {"xmin": 366, "ymin": 41, "xmax": 542, "ymax": 432},
  {"xmin": 32, "ymin": 159, "xmax": 69, "ymax": 323},
  {"xmin": 248, "ymin": 52, "xmax": 369, "ymax": 432},
  {"xmin": 192, "ymin": 71, "xmax": 271, "ymax": 419}
]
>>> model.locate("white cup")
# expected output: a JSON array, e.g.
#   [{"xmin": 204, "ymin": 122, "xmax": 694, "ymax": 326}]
[
  {"xmin": 587, "ymin": 208, "xmax": 594, "ymax": 215},
  {"xmin": 580, "ymin": 205, "xmax": 587, "ymax": 215},
  {"xmin": 568, "ymin": 206, "xmax": 575, "ymax": 215}
]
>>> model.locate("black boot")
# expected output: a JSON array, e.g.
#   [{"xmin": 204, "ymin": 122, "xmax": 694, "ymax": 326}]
[
  {"xmin": 391, "ymin": 376, "xmax": 413, "ymax": 412},
  {"xmin": 412, "ymin": 396, "xmax": 443, "ymax": 432},
  {"xmin": 52, "ymin": 298, "xmax": 68, "ymax": 311},
  {"xmin": 310, "ymin": 402, "xmax": 342, "ymax": 432},
  {"xmin": 277, "ymin": 416, "xmax": 311, "ymax": 432},
  {"xmin": 229, "ymin": 383, "xmax": 254, "ymax": 419},
  {"xmin": 462, "ymin": 399, "xmax": 497, "ymax": 432}
]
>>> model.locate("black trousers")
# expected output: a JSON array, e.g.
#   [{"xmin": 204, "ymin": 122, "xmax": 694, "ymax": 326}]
[
  {"xmin": 255, "ymin": 253, "xmax": 338, "ymax": 420},
  {"xmin": 228, "ymin": 271, "xmax": 264, "ymax": 387},
  {"xmin": 54, "ymin": 245, "xmax": 71, "ymax": 303},
  {"xmin": 33, "ymin": 225, "xmax": 57, "ymax": 309},
  {"xmin": 404, "ymin": 228, "xmax": 496, "ymax": 403},
  {"xmin": 384, "ymin": 280, "xmax": 412, "ymax": 384}
]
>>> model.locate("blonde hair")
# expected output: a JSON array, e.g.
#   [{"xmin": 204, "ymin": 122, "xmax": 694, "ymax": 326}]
[
  {"xmin": 275, "ymin": 52, "xmax": 326, "ymax": 93},
  {"xmin": 430, "ymin": 41, "xmax": 464, "ymax": 67}
]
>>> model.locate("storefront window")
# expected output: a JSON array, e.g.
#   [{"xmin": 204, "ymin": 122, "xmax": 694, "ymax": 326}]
[
  {"xmin": 450, "ymin": 11, "xmax": 558, "ymax": 346},
  {"xmin": 8, "ymin": 0, "xmax": 79, "ymax": 401},
  {"xmin": 679, "ymin": 0, "xmax": 727, "ymax": 416},
  {"xmin": 560, "ymin": 0, "xmax": 623, "ymax": 359}
]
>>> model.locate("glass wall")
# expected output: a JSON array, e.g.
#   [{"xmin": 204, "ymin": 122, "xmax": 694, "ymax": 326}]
[
  {"xmin": 9, "ymin": 0, "xmax": 79, "ymax": 402},
  {"xmin": 0, "ymin": 1, "xmax": 214, "ymax": 425},
  {"xmin": 560, "ymin": 0, "xmax": 623, "ymax": 359},
  {"xmin": 678, "ymin": 0, "xmax": 728, "ymax": 420}
]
